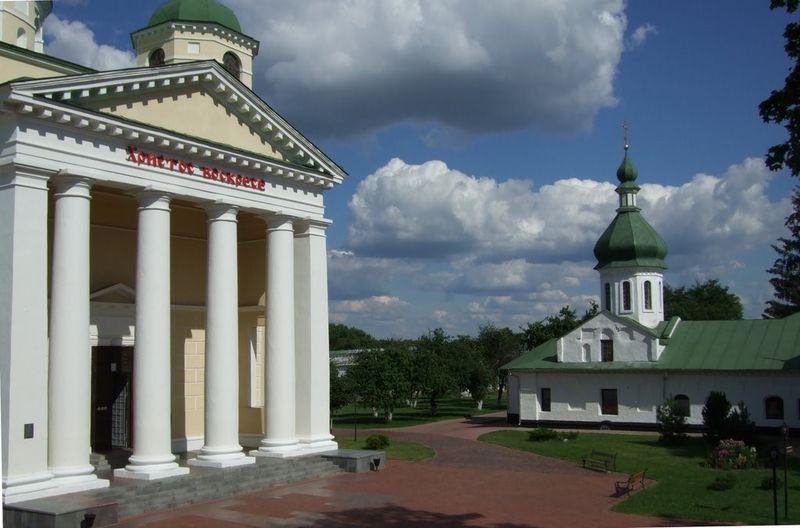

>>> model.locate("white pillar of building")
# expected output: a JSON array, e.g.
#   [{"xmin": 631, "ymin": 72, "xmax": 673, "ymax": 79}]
[
  {"xmin": 294, "ymin": 219, "xmax": 337, "ymax": 453},
  {"xmin": 115, "ymin": 191, "xmax": 188, "ymax": 480},
  {"xmin": 47, "ymin": 175, "xmax": 108, "ymax": 492},
  {"xmin": 251, "ymin": 214, "xmax": 301, "ymax": 458},
  {"xmin": 0, "ymin": 167, "xmax": 57, "ymax": 502},
  {"xmin": 189, "ymin": 204, "xmax": 254, "ymax": 468}
]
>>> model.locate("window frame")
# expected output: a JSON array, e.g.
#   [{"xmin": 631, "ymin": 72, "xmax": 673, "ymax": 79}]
[
  {"xmin": 223, "ymin": 51, "xmax": 241, "ymax": 79},
  {"xmin": 540, "ymin": 388, "xmax": 551, "ymax": 412},
  {"xmin": 622, "ymin": 281, "xmax": 632, "ymax": 312},
  {"xmin": 765, "ymin": 395, "xmax": 784, "ymax": 420},
  {"xmin": 643, "ymin": 280, "xmax": 652, "ymax": 311},
  {"xmin": 604, "ymin": 282, "xmax": 611, "ymax": 311},
  {"xmin": 601, "ymin": 389, "xmax": 618, "ymax": 415},
  {"xmin": 601, "ymin": 339, "xmax": 613, "ymax": 362}
]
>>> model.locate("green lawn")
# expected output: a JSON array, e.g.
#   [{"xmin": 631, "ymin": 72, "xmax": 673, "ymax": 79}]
[
  {"xmin": 332, "ymin": 396, "xmax": 506, "ymax": 429},
  {"xmin": 480, "ymin": 430, "xmax": 800, "ymax": 526},
  {"xmin": 334, "ymin": 436, "xmax": 435, "ymax": 461}
]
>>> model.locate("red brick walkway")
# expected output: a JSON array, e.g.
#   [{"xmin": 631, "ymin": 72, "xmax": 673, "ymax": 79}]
[{"xmin": 112, "ymin": 414, "xmax": 702, "ymax": 527}]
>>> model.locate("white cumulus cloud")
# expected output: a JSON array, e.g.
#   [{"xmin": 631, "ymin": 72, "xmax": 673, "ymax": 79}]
[
  {"xmin": 629, "ymin": 23, "xmax": 657, "ymax": 49},
  {"xmin": 44, "ymin": 15, "xmax": 136, "ymax": 70},
  {"xmin": 226, "ymin": 0, "xmax": 626, "ymax": 137}
]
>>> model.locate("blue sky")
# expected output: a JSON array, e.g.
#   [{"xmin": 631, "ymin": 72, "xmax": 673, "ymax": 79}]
[{"xmin": 47, "ymin": 0, "xmax": 797, "ymax": 337}]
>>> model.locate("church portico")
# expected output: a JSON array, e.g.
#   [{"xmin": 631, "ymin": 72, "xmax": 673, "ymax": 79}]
[{"xmin": 1, "ymin": 2, "xmax": 345, "ymax": 501}]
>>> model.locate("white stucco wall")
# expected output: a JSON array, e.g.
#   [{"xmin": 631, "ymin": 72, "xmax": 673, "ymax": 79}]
[
  {"xmin": 514, "ymin": 370, "xmax": 800, "ymax": 428},
  {"xmin": 559, "ymin": 312, "xmax": 661, "ymax": 363}
]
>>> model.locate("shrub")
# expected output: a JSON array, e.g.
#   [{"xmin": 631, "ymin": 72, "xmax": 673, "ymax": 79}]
[
  {"xmin": 727, "ymin": 401, "xmax": 756, "ymax": 445},
  {"xmin": 559, "ymin": 431, "xmax": 579, "ymax": 441},
  {"xmin": 528, "ymin": 428, "xmax": 559, "ymax": 441},
  {"xmin": 708, "ymin": 473, "xmax": 736, "ymax": 491},
  {"xmin": 365, "ymin": 433, "xmax": 390, "ymax": 450},
  {"xmin": 657, "ymin": 397, "xmax": 688, "ymax": 444},
  {"xmin": 760, "ymin": 476, "xmax": 782, "ymax": 490},
  {"xmin": 709, "ymin": 439, "xmax": 758, "ymax": 470}
]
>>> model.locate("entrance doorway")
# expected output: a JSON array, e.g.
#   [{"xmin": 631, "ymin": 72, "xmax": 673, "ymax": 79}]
[{"xmin": 91, "ymin": 346, "xmax": 133, "ymax": 451}]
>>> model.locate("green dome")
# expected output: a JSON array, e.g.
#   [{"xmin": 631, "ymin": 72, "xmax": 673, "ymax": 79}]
[
  {"xmin": 593, "ymin": 209, "xmax": 668, "ymax": 270},
  {"xmin": 148, "ymin": 0, "xmax": 242, "ymax": 33},
  {"xmin": 616, "ymin": 150, "xmax": 638, "ymax": 183}
]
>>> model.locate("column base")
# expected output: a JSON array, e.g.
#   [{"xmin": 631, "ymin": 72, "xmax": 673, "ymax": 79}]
[
  {"xmin": 188, "ymin": 453, "xmax": 255, "ymax": 469},
  {"xmin": 53, "ymin": 474, "xmax": 110, "ymax": 494},
  {"xmin": 114, "ymin": 462, "xmax": 190, "ymax": 481},
  {"xmin": 299, "ymin": 437, "xmax": 339, "ymax": 454},
  {"xmin": 249, "ymin": 439, "xmax": 304, "ymax": 459},
  {"xmin": 2, "ymin": 472, "xmax": 57, "ymax": 504}
]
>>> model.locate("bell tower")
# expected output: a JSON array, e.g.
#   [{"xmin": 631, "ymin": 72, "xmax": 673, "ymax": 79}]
[
  {"xmin": 593, "ymin": 129, "xmax": 668, "ymax": 328},
  {"xmin": 131, "ymin": 0, "xmax": 259, "ymax": 88}
]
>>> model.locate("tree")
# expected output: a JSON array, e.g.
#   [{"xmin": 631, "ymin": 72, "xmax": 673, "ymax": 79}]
[
  {"xmin": 329, "ymin": 360, "xmax": 351, "ymax": 414},
  {"xmin": 476, "ymin": 324, "xmax": 521, "ymax": 405},
  {"xmin": 759, "ymin": 0, "xmax": 800, "ymax": 177},
  {"xmin": 520, "ymin": 302, "xmax": 598, "ymax": 350},
  {"xmin": 348, "ymin": 347, "xmax": 411, "ymax": 421},
  {"xmin": 664, "ymin": 280, "xmax": 743, "ymax": 320},
  {"xmin": 764, "ymin": 186, "xmax": 800, "ymax": 317},
  {"xmin": 702, "ymin": 391, "xmax": 732, "ymax": 443},
  {"xmin": 656, "ymin": 397, "xmax": 688, "ymax": 444},
  {"xmin": 413, "ymin": 329, "xmax": 462, "ymax": 416},
  {"xmin": 329, "ymin": 323, "xmax": 377, "ymax": 351}
]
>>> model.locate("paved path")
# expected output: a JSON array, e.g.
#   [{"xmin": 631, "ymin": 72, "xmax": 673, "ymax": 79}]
[{"xmin": 113, "ymin": 414, "xmax": 701, "ymax": 527}]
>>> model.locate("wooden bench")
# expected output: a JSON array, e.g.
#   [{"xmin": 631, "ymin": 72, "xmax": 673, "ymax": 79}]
[
  {"xmin": 581, "ymin": 450, "xmax": 617, "ymax": 472},
  {"xmin": 615, "ymin": 470, "xmax": 646, "ymax": 495}
]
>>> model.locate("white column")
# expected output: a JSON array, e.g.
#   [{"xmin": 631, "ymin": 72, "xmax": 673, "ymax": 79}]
[
  {"xmin": 251, "ymin": 214, "xmax": 301, "ymax": 458},
  {"xmin": 115, "ymin": 191, "xmax": 188, "ymax": 480},
  {"xmin": 1, "ymin": 167, "xmax": 57, "ymax": 502},
  {"xmin": 189, "ymin": 204, "xmax": 253, "ymax": 468},
  {"xmin": 294, "ymin": 219, "xmax": 337, "ymax": 453},
  {"xmin": 47, "ymin": 175, "xmax": 108, "ymax": 492}
]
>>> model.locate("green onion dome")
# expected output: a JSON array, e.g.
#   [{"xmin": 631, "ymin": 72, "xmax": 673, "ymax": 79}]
[
  {"xmin": 148, "ymin": 0, "xmax": 242, "ymax": 33},
  {"xmin": 594, "ymin": 150, "xmax": 668, "ymax": 270}
]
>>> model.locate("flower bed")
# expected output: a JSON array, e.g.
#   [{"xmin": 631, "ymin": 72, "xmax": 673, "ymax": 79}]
[{"xmin": 710, "ymin": 439, "xmax": 757, "ymax": 470}]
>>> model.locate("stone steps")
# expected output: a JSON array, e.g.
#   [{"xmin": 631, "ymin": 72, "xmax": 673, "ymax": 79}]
[{"xmin": 88, "ymin": 456, "xmax": 342, "ymax": 520}]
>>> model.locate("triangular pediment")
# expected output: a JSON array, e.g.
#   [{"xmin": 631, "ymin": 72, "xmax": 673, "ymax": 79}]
[
  {"xmin": 90, "ymin": 283, "xmax": 136, "ymax": 304},
  {"xmin": 4, "ymin": 61, "xmax": 345, "ymax": 183}
]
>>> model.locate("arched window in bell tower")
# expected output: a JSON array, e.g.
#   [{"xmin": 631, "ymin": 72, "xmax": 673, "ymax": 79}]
[
  {"xmin": 622, "ymin": 281, "xmax": 632, "ymax": 312},
  {"xmin": 149, "ymin": 48, "xmax": 165, "ymax": 67},
  {"xmin": 604, "ymin": 283, "xmax": 611, "ymax": 311},
  {"xmin": 644, "ymin": 280, "xmax": 652, "ymax": 310},
  {"xmin": 223, "ymin": 52, "xmax": 241, "ymax": 79}
]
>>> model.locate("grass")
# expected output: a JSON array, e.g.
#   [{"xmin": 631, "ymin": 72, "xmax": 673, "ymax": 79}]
[
  {"xmin": 480, "ymin": 430, "xmax": 800, "ymax": 526},
  {"xmin": 334, "ymin": 435, "xmax": 435, "ymax": 461},
  {"xmin": 332, "ymin": 396, "xmax": 506, "ymax": 429}
]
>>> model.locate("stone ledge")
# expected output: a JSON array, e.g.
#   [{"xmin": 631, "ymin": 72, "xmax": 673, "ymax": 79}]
[{"xmin": 321, "ymin": 449, "xmax": 386, "ymax": 473}]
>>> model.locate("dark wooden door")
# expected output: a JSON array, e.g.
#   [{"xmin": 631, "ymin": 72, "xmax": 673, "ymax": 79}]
[{"xmin": 91, "ymin": 346, "xmax": 134, "ymax": 451}]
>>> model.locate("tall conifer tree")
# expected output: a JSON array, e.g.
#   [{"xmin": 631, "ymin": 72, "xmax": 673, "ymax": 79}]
[{"xmin": 764, "ymin": 187, "xmax": 800, "ymax": 318}]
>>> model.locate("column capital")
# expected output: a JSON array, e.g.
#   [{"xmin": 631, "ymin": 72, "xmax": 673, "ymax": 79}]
[
  {"xmin": 0, "ymin": 163, "xmax": 53, "ymax": 191},
  {"xmin": 262, "ymin": 212, "xmax": 296, "ymax": 231},
  {"xmin": 204, "ymin": 202, "xmax": 239, "ymax": 223},
  {"xmin": 52, "ymin": 172, "xmax": 93, "ymax": 198},
  {"xmin": 293, "ymin": 217, "xmax": 332, "ymax": 236},
  {"xmin": 135, "ymin": 189, "xmax": 172, "ymax": 212}
]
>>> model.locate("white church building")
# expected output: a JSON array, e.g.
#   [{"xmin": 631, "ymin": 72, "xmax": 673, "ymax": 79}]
[
  {"xmin": 504, "ymin": 145, "xmax": 800, "ymax": 431},
  {"xmin": 1, "ymin": 0, "xmax": 342, "ymax": 503}
]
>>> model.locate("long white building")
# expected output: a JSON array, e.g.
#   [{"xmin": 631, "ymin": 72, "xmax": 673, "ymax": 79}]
[
  {"xmin": 1, "ymin": 0, "xmax": 342, "ymax": 503},
  {"xmin": 504, "ymin": 145, "xmax": 800, "ymax": 431}
]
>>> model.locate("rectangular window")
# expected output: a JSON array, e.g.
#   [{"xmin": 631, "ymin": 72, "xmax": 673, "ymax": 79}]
[
  {"xmin": 540, "ymin": 388, "xmax": 551, "ymax": 412},
  {"xmin": 601, "ymin": 339, "xmax": 613, "ymax": 362},
  {"xmin": 601, "ymin": 389, "xmax": 618, "ymax": 415},
  {"xmin": 187, "ymin": 42, "xmax": 200, "ymax": 54},
  {"xmin": 644, "ymin": 281, "xmax": 652, "ymax": 310},
  {"xmin": 604, "ymin": 283, "xmax": 611, "ymax": 311}
]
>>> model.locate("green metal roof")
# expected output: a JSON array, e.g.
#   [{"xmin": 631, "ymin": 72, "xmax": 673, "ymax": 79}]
[
  {"xmin": 503, "ymin": 312, "xmax": 800, "ymax": 373},
  {"xmin": 147, "ymin": 0, "xmax": 242, "ymax": 33}
]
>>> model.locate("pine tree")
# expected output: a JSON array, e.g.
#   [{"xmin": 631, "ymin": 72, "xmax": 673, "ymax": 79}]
[{"xmin": 764, "ymin": 186, "xmax": 800, "ymax": 318}]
